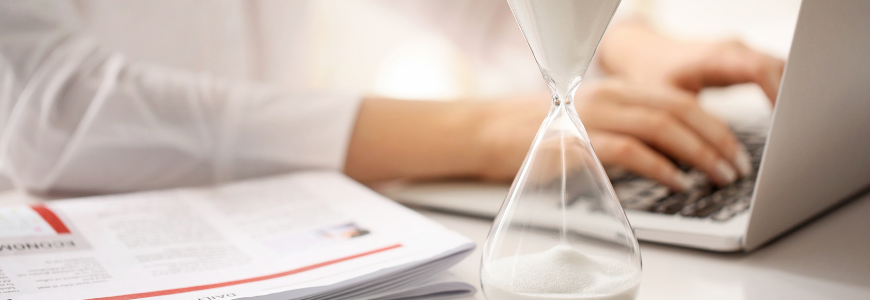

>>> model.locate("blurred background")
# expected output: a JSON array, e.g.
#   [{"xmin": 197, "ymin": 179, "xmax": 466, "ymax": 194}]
[
  {"xmin": 0, "ymin": 0, "xmax": 804, "ymax": 191},
  {"xmin": 76, "ymin": 0, "xmax": 801, "ymax": 100}
]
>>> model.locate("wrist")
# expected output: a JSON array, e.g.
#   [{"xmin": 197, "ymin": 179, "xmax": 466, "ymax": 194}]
[
  {"xmin": 472, "ymin": 95, "xmax": 550, "ymax": 181},
  {"xmin": 345, "ymin": 97, "xmax": 490, "ymax": 182},
  {"xmin": 434, "ymin": 100, "xmax": 492, "ymax": 180},
  {"xmin": 469, "ymin": 101, "xmax": 505, "ymax": 180}
]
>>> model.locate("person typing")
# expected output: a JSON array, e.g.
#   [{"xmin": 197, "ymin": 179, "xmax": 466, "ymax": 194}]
[{"xmin": 0, "ymin": 0, "xmax": 783, "ymax": 196}]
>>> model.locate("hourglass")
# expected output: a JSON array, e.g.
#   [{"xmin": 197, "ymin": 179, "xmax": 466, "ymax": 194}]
[{"xmin": 480, "ymin": 1, "xmax": 642, "ymax": 300}]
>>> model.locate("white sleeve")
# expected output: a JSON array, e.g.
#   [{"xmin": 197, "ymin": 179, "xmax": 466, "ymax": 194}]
[{"xmin": 0, "ymin": 1, "xmax": 362, "ymax": 195}]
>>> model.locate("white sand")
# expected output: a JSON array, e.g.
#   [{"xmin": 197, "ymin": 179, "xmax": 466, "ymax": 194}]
[
  {"xmin": 507, "ymin": 0, "xmax": 621, "ymax": 97},
  {"xmin": 482, "ymin": 245, "xmax": 640, "ymax": 300}
]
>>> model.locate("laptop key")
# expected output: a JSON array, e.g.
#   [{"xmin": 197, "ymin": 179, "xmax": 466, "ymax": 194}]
[
  {"xmin": 684, "ymin": 180, "xmax": 754, "ymax": 218},
  {"xmin": 651, "ymin": 192, "xmax": 688, "ymax": 214},
  {"xmin": 712, "ymin": 195, "xmax": 752, "ymax": 221},
  {"xmin": 618, "ymin": 127, "xmax": 766, "ymax": 220},
  {"xmin": 652, "ymin": 183, "xmax": 713, "ymax": 214}
]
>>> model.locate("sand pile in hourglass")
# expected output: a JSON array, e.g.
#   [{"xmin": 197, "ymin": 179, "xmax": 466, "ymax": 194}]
[
  {"xmin": 483, "ymin": 245, "xmax": 640, "ymax": 300},
  {"xmin": 480, "ymin": 0, "xmax": 641, "ymax": 299}
]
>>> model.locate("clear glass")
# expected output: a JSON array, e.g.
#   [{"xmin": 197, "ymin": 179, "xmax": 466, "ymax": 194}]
[{"xmin": 480, "ymin": 1, "xmax": 641, "ymax": 300}]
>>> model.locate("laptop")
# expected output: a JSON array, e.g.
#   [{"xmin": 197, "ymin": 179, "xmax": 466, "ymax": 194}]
[{"xmin": 381, "ymin": 0, "xmax": 870, "ymax": 252}]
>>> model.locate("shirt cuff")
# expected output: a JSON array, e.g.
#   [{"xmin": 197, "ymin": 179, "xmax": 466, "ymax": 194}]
[{"xmin": 227, "ymin": 88, "xmax": 364, "ymax": 181}]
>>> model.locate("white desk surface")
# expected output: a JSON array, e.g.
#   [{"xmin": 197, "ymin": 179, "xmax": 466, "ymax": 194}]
[
  {"xmin": 6, "ymin": 178, "xmax": 868, "ymax": 300},
  {"xmin": 427, "ymin": 191, "xmax": 870, "ymax": 300}
]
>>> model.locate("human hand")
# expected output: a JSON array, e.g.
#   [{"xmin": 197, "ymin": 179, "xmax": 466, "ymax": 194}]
[
  {"xmin": 478, "ymin": 79, "xmax": 749, "ymax": 191},
  {"xmin": 349, "ymin": 78, "xmax": 749, "ymax": 190},
  {"xmin": 598, "ymin": 22, "xmax": 785, "ymax": 103},
  {"xmin": 576, "ymin": 80, "xmax": 748, "ymax": 189}
]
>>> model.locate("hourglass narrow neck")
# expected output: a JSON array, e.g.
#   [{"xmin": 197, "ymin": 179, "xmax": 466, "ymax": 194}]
[{"xmin": 549, "ymin": 78, "xmax": 581, "ymax": 108}]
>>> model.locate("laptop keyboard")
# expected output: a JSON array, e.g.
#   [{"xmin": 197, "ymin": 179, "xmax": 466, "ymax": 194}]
[{"xmin": 613, "ymin": 128, "xmax": 767, "ymax": 221}]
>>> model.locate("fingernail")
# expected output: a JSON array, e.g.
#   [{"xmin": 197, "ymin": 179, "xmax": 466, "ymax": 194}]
[
  {"xmin": 673, "ymin": 172, "xmax": 695, "ymax": 191},
  {"xmin": 715, "ymin": 159, "xmax": 738, "ymax": 184},
  {"xmin": 733, "ymin": 144, "xmax": 752, "ymax": 177}
]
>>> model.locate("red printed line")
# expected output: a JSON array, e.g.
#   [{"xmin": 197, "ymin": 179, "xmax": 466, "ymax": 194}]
[
  {"xmin": 86, "ymin": 244, "xmax": 403, "ymax": 300},
  {"xmin": 29, "ymin": 204, "xmax": 71, "ymax": 234}
]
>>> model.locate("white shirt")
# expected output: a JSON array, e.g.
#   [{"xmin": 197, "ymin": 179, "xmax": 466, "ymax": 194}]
[
  {"xmin": 0, "ymin": 0, "xmax": 362, "ymax": 194},
  {"xmin": 0, "ymin": 0, "xmax": 632, "ymax": 195}
]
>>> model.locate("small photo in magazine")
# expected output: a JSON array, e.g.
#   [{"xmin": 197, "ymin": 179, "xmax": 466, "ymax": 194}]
[{"xmin": 262, "ymin": 222, "xmax": 372, "ymax": 254}]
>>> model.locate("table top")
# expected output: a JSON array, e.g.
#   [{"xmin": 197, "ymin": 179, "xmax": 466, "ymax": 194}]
[
  {"xmin": 6, "ymin": 175, "xmax": 868, "ymax": 300},
  {"xmin": 426, "ymin": 191, "xmax": 870, "ymax": 300}
]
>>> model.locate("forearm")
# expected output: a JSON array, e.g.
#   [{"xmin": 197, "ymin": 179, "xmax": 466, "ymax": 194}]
[{"xmin": 344, "ymin": 97, "xmax": 488, "ymax": 183}]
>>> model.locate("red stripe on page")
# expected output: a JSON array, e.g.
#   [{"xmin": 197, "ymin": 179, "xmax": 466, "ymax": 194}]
[
  {"xmin": 29, "ymin": 204, "xmax": 71, "ymax": 234},
  {"xmin": 86, "ymin": 243, "xmax": 403, "ymax": 300}
]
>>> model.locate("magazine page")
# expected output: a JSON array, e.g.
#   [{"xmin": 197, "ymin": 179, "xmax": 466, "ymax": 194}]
[{"xmin": 0, "ymin": 172, "xmax": 474, "ymax": 300}]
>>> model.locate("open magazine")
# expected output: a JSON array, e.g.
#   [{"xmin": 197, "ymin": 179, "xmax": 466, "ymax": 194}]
[{"xmin": 0, "ymin": 172, "xmax": 476, "ymax": 300}]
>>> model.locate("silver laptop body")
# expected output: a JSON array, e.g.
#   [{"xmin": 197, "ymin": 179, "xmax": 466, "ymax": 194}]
[{"xmin": 383, "ymin": 0, "xmax": 870, "ymax": 252}]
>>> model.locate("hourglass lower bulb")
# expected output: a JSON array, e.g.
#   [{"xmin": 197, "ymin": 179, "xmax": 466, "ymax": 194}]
[{"xmin": 480, "ymin": 1, "xmax": 641, "ymax": 299}]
